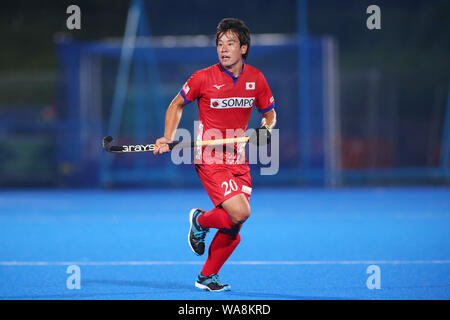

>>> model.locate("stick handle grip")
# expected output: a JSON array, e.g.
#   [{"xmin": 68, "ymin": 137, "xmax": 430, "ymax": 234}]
[{"xmin": 168, "ymin": 140, "xmax": 195, "ymax": 150}]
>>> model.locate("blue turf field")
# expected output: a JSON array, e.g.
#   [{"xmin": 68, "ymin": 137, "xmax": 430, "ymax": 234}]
[{"xmin": 0, "ymin": 187, "xmax": 449, "ymax": 300}]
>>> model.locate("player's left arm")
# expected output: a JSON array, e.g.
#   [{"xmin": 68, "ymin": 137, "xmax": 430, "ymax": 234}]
[
  {"xmin": 249, "ymin": 108, "xmax": 276, "ymax": 146},
  {"xmin": 251, "ymin": 72, "xmax": 277, "ymax": 145},
  {"xmin": 261, "ymin": 108, "xmax": 276, "ymax": 131}
]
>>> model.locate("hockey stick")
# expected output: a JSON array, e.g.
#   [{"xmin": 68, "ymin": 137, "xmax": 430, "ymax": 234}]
[{"xmin": 102, "ymin": 135, "xmax": 250, "ymax": 153}]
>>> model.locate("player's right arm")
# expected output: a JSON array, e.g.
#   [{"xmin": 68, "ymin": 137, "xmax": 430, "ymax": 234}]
[
  {"xmin": 153, "ymin": 93, "xmax": 186, "ymax": 155},
  {"xmin": 154, "ymin": 70, "xmax": 203, "ymax": 155}
]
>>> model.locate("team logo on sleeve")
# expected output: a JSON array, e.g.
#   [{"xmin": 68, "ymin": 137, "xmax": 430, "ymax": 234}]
[
  {"xmin": 182, "ymin": 83, "xmax": 190, "ymax": 94},
  {"xmin": 270, "ymin": 96, "xmax": 274, "ymax": 103},
  {"xmin": 210, "ymin": 97, "xmax": 255, "ymax": 109},
  {"xmin": 246, "ymin": 82, "xmax": 255, "ymax": 90}
]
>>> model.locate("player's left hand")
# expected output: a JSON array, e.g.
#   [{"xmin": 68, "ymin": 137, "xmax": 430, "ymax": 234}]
[{"xmin": 249, "ymin": 125, "xmax": 272, "ymax": 146}]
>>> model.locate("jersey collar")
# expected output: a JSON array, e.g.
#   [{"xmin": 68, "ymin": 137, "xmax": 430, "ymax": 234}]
[{"xmin": 219, "ymin": 62, "xmax": 245, "ymax": 85}]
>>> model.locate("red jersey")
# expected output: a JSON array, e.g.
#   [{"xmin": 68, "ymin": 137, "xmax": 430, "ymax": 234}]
[{"xmin": 179, "ymin": 63, "xmax": 275, "ymax": 165}]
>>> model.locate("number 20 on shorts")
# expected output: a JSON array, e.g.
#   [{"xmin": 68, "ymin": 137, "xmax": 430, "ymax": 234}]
[{"xmin": 222, "ymin": 179, "xmax": 238, "ymax": 196}]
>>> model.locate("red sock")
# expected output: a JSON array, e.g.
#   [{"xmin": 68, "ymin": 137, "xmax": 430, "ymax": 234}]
[
  {"xmin": 201, "ymin": 230, "xmax": 241, "ymax": 276},
  {"xmin": 198, "ymin": 207, "xmax": 235, "ymax": 229}
]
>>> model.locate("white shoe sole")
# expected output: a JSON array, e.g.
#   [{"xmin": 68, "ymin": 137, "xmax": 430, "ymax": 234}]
[{"xmin": 195, "ymin": 281, "xmax": 231, "ymax": 292}]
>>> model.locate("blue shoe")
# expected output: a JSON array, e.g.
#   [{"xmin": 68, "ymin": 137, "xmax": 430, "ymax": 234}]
[
  {"xmin": 188, "ymin": 208, "xmax": 209, "ymax": 255},
  {"xmin": 195, "ymin": 273, "xmax": 231, "ymax": 292}
]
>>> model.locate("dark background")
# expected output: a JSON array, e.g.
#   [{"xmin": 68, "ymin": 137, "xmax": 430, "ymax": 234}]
[{"xmin": 0, "ymin": 0, "xmax": 449, "ymax": 187}]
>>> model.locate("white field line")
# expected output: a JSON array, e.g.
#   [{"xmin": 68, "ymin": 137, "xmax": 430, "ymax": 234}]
[{"xmin": 0, "ymin": 260, "xmax": 449, "ymax": 266}]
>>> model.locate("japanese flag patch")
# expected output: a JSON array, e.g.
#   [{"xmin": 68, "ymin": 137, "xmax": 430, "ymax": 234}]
[{"xmin": 246, "ymin": 82, "xmax": 255, "ymax": 90}]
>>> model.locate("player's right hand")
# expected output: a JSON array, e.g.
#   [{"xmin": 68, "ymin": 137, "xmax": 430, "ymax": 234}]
[{"xmin": 153, "ymin": 136, "xmax": 172, "ymax": 155}]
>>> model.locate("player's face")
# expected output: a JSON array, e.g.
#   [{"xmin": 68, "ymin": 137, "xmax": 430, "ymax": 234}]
[{"xmin": 217, "ymin": 31, "xmax": 247, "ymax": 69}]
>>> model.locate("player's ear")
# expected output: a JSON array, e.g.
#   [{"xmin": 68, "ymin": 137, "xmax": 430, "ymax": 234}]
[{"xmin": 240, "ymin": 44, "xmax": 248, "ymax": 56}]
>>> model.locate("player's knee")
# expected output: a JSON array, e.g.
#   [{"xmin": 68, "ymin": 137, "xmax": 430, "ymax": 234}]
[
  {"xmin": 241, "ymin": 207, "xmax": 251, "ymax": 223},
  {"xmin": 222, "ymin": 194, "xmax": 251, "ymax": 225},
  {"xmin": 230, "ymin": 207, "xmax": 251, "ymax": 225}
]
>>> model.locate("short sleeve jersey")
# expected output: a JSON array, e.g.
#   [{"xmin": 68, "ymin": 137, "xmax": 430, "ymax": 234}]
[{"xmin": 180, "ymin": 63, "xmax": 275, "ymax": 165}]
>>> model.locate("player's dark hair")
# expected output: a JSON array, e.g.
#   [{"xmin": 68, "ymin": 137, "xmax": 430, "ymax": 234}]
[{"xmin": 216, "ymin": 18, "xmax": 251, "ymax": 60}]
